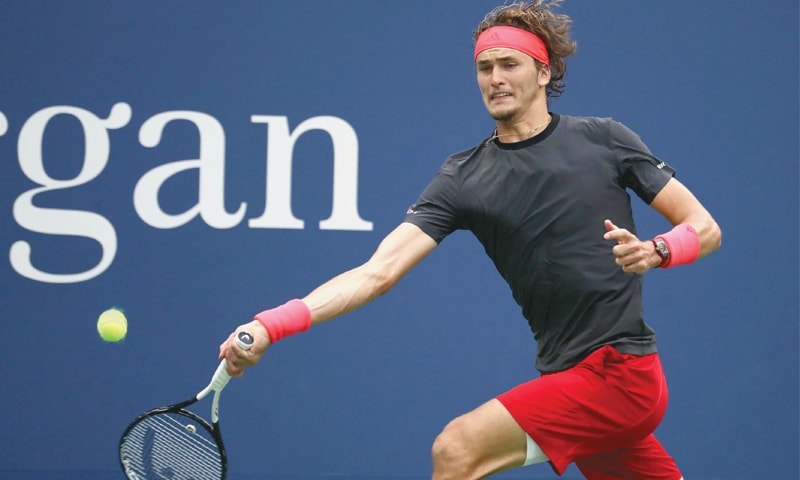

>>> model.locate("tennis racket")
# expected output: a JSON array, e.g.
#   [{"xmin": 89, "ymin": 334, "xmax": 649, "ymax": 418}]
[{"xmin": 119, "ymin": 330, "xmax": 254, "ymax": 480}]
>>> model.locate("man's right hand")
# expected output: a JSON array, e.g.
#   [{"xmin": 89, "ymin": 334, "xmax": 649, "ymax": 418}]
[{"xmin": 219, "ymin": 319, "xmax": 271, "ymax": 376}]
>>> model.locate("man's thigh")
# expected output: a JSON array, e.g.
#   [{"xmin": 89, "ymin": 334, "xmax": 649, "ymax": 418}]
[
  {"xmin": 575, "ymin": 433, "xmax": 682, "ymax": 480},
  {"xmin": 433, "ymin": 398, "xmax": 529, "ymax": 477},
  {"xmin": 496, "ymin": 346, "xmax": 670, "ymax": 475}
]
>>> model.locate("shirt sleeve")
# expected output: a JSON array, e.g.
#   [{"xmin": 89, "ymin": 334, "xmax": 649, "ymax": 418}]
[
  {"xmin": 609, "ymin": 120, "xmax": 676, "ymax": 204},
  {"xmin": 403, "ymin": 169, "xmax": 461, "ymax": 244}
]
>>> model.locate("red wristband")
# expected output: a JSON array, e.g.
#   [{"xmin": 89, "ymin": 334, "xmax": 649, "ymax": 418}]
[
  {"xmin": 254, "ymin": 299, "xmax": 311, "ymax": 343},
  {"xmin": 655, "ymin": 224, "xmax": 700, "ymax": 268}
]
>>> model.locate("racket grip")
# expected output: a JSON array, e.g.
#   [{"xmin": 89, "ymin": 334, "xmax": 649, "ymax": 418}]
[
  {"xmin": 209, "ymin": 361, "xmax": 234, "ymax": 392},
  {"xmin": 201, "ymin": 330, "xmax": 255, "ymax": 397},
  {"xmin": 235, "ymin": 330, "xmax": 255, "ymax": 351}
]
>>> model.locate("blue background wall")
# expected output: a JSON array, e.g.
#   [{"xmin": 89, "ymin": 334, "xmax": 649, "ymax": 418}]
[{"xmin": 1, "ymin": 1, "xmax": 797, "ymax": 479}]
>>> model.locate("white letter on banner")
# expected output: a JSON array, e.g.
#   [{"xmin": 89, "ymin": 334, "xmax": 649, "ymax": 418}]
[
  {"xmin": 10, "ymin": 102, "xmax": 132, "ymax": 283},
  {"xmin": 248, "ymin": 115, "xmax": 373, "ymax": 231},
  {"xmin": 0, "ymin": 111, "xmax": 7, "ymax": 136},
  {"xmin": 135, "ymin": 111, "xmax": 246, "ymax": 229}
]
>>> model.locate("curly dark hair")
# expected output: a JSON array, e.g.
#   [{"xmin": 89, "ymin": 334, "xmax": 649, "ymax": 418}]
[{"xmin": 474, "ymin": 1, "xmax": 577, "ymax": 97}]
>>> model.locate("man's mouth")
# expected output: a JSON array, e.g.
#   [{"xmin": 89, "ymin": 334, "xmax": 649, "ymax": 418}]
[{"xmin": 491, "ymin": 92, "xmax": 512, "ymax": 100}]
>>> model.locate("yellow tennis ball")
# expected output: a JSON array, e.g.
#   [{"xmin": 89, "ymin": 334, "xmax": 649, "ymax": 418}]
[{"xmin": 97, "ymin": 308, "xmax": 128, "ymax": 342}]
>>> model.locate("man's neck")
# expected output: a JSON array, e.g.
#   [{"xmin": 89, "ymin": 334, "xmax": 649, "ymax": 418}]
[{"xmin": 494, "ymin": 111, "xmax": 552, "ymax": 143}]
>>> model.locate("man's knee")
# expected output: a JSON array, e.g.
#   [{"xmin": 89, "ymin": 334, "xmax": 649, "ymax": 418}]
[
  {"xmin": 431, "ymin": 417, "xmax": 478, "ymax": 477},
  {"xmin": 432, "ymin": 399, "xmax": 530, "ymax": 479}
]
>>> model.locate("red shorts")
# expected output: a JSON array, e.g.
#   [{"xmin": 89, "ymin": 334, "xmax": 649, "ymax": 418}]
[{"xmin": 497, "ymin": 345, "xmax": 682, "ymax": 479}]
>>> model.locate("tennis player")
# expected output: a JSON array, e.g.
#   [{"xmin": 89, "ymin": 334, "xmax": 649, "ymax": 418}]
[{"xmin": 221, "ymin": 1, "xmax": 721, "ymax": 478}]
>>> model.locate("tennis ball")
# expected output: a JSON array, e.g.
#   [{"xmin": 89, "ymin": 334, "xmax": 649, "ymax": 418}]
[{"xmin": 97, "ymin": 308, "xmax": 128, "ymax": 342}]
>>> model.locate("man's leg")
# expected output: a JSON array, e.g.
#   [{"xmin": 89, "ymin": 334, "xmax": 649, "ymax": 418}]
[
  {"xmin": 431, "ymin": 398, "xmax": 546, "ymax": 480},
  {"xmin": 575, "ymin": 433, "xmax": 683, "ymax": 480}
]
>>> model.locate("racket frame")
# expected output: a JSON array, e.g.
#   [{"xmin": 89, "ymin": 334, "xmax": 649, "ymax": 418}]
[
  {"xmin": 118, "ymin": 331, "xmax": 253, "ymax": 480},
  {"xmin": 119, "ymin": 394, "xmax": 228, "ymax": 479}
]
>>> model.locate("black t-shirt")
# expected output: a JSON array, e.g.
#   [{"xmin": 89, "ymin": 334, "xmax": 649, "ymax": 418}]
[{"xmin": 404, "ymin": 113, "xmax": 676, "ymax": 372}]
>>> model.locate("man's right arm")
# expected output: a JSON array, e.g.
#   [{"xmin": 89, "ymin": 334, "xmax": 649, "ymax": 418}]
[
  {"xmin": 302, "ymin": 221, "xmax": 438, "ymax": 325},
  {"xmin": 221, "ymin": 222, "xmax": 437, "ymax": 374}
]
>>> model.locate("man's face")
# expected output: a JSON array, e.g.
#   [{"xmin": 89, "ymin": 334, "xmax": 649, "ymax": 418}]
[{"xmin": 475, "ymin": 48, "xmax": 547, "ymax": 123}]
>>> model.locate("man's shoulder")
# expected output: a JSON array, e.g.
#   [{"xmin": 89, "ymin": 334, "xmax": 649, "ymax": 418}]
[
  {"xmin": 438, "ymin": 143, "xmax": 485, "ymax": 174},
  {"xmin": 554, "ymin": 114, "xmax": 634, "ymax": 144},
  {"xmin": 557, "ymin": 113, "xmax": 618, "ymax": 130},
  {"xmin": 448, "ymin": 144, "xmax": 483, "ymax": 160}
]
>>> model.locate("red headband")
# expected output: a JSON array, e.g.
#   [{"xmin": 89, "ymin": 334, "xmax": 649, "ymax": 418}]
[{"xmin": 474, "ymin": 26, "xmax": 549, "ymax": 65}]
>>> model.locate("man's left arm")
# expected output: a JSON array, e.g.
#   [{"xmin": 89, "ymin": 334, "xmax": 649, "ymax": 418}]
[{"xmin": 605, "ymin": 177, "xmax": 722, "ymax": 273}]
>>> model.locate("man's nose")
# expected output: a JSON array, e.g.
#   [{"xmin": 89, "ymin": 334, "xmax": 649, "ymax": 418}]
[{"xmin": 490, "ymin": 67, "xmax": 505, "ymax": 86}]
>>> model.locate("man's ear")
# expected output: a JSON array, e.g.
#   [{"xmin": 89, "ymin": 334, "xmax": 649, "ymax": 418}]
[{"xmin": 538, "ymin": 65, "xmax": 551, "ymax": 87}]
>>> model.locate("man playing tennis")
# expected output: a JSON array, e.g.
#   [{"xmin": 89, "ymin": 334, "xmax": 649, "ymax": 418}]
[{"xmin": 220, "ymin": 1, "xmax": 722, "ymax": 478}]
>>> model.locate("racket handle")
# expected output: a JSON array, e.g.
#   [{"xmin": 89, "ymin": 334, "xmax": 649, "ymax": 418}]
[
  {"xmin": 235, "ymin": 330, "xmax": 255, "ymax": 350},
  {"xmin": 199, "ymin": 330, "xmax": 254, "ymax": 399}
]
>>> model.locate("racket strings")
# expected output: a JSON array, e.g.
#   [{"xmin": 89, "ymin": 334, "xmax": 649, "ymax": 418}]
[{"xmin": 121, "ymin": 412, "xmax": 223, "ymax": 479}]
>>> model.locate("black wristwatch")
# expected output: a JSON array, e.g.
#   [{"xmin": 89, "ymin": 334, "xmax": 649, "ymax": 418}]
[{"xmin": 652, "ymin": 238, "xmax": 671, "ymax": 268}]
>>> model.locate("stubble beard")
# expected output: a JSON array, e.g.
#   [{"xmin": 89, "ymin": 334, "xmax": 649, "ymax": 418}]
[{"xmin": 488, "ymin": 105, "xmax": 518, "ymax": 123}]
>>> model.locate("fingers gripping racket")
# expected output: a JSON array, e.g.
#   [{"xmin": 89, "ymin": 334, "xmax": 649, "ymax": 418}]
[{"xmin": 119, "ymin": 331, "xmax": 254, "ymax": 480}]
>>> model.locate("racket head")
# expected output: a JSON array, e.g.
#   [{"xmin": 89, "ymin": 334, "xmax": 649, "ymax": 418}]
[{"xmin": 119, "ymin": 404, "xmax": 227, "ymax": 479}]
